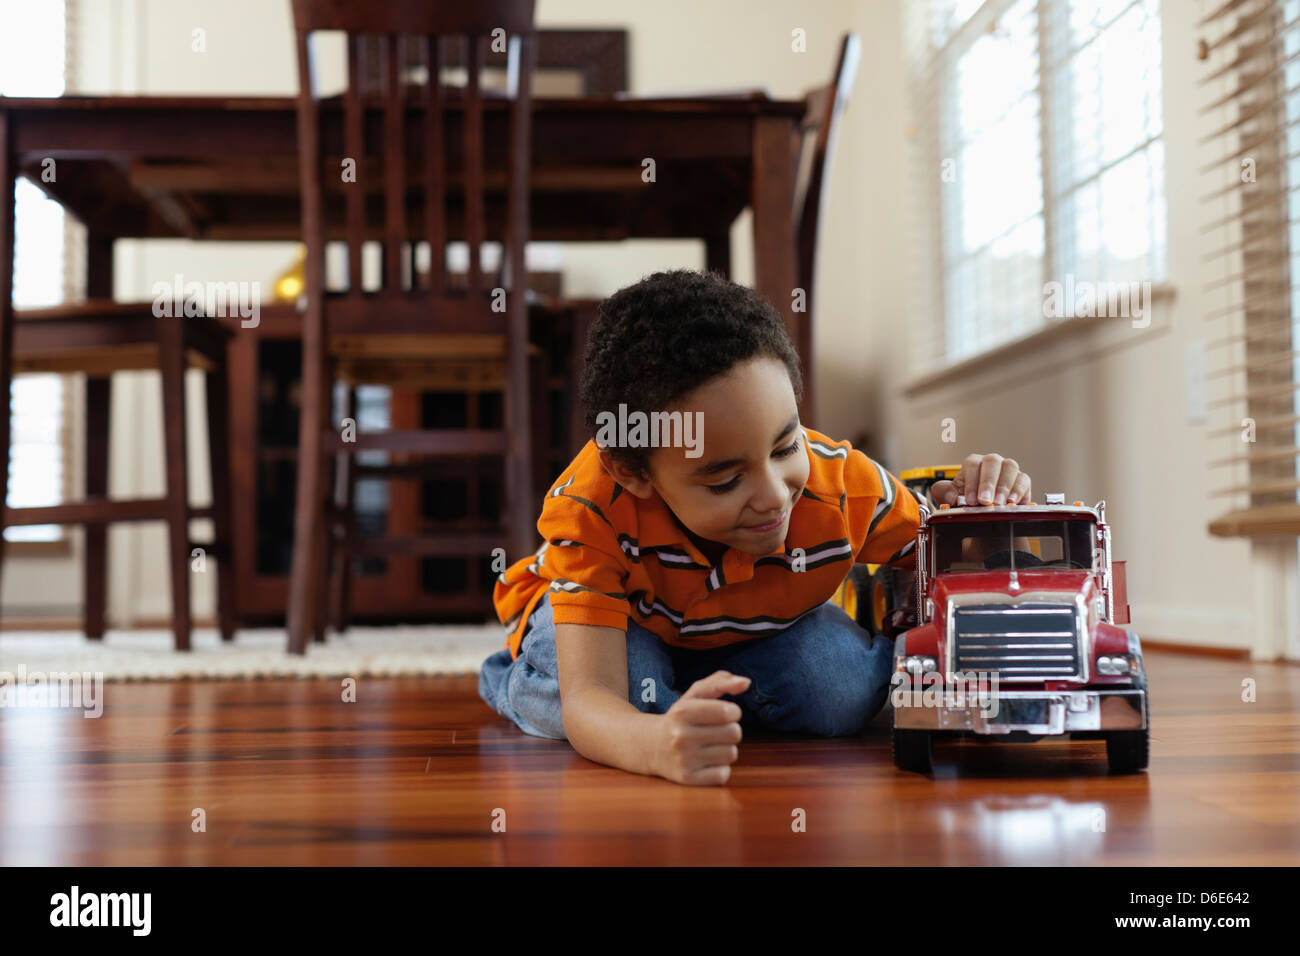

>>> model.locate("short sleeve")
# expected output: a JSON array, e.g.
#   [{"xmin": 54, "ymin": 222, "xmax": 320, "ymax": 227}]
[
  {"xmin": 844, "ymin": 451, "xmax": 922, "ymax": 568},
  {"xmin": 532, "ymin": 488, "xmax": 633, "ymax": 632}
]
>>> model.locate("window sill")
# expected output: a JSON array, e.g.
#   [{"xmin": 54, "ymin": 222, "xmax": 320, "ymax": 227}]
[
  {"xmin": 902, "ymin": 282, "xmax": 1176, "ymax": 396},
  {"xmin": 1209, "ymin": 503, "xmax": 1300, "ymax": 538}
]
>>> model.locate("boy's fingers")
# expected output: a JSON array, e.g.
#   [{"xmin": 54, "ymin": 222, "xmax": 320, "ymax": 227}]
[
  {"xmin": 673, "ymin": 697, "xmax": 744, "ymax": 727},
  {"xmin": 993, "ymin": 458, "xmax": 1020, "ymax": 505},
  {"xmin": 1007, "ymin": 472, "xmax": 1031, "ymax": 505},
  {"xmin": 957, "ymin": 455, "xmax": 982, "ymax": 504},
  {"xmin": 977, "ymin": 455, "xmax": 1004, "ymax": 505},
  {"xmin": 683, "ymin": 764, "xmax": 732, "ymax": 786},
  {"xmin": 681, "ymin": 670, "xmax": 752, "ymax": 701},
  {"xmin": 954, "ymin": 455, "xmax": 1028, "ymax": 505},
  {"xmin": 695, "ymin": 744, "xmax": 741, "ymax": 765},
  {"xmin": 929, "ymin": 479, "xmax": 955, "ymax": 506},
  {"xmin": 957, "ymin": 453, "xmax": 1004, "ymax": 505}
]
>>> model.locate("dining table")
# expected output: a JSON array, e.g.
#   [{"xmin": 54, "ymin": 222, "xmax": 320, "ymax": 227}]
[
  {"xmin": 0, "ymin": 90, "xmax": 805, "ymax": 328},
  {"xmin": 0, "ymin": 88, "xmax": 810, "ymax": 628}
]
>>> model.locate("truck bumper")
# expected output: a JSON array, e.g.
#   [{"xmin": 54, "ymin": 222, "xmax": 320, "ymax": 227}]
[{"xmin": 891, "ymin": 686, "xmax": 1147, "ymax": 734}]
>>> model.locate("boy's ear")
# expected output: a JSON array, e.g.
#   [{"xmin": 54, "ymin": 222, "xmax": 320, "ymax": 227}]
[{"xmin": 597, "ymin": 448, "xmax": 655, "ymax": 498}]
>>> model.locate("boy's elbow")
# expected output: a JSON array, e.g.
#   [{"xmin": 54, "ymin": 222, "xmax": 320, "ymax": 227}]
[
  {"xmin": 558, "ymin": 683, "xmax": 596, "ymax": 744},
  {"xmin": 558, "ymin": 687, "xmax": 620, "ymax": 764}
]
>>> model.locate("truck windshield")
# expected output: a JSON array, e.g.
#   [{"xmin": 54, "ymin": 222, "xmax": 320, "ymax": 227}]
[{"xmin": 932, "ymin": 519, "xmax": 1095, "ymax": 574}]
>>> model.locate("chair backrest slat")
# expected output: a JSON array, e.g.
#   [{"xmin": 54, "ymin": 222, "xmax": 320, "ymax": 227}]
[
  {"xmin": 294, "ymin": 28, "xmax": 326, "ymax": 308},
  {"xmin": 293, "ymin": 0, "xmax": 536, "ymax": 310},
  {"xmin": 463, "ymin": 36, "xmax": 484, "ymax": 296},
  {"xmin": 422, "ymin": 36, "xmax": 445, "ymax": 295},
  {"xmin": 383, "ymin": 34, "xmax": 406, "ymax": 291},
  {"xmin": 344, "ymin": 34, "xmax": 365, "ymax": 296}
]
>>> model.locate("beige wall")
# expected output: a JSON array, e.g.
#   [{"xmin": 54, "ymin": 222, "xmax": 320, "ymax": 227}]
[{"xmin": 6, "ymin": 0, "xmax": 1267, "ymax": 656}]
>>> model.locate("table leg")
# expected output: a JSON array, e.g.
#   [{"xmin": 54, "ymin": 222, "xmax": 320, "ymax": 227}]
[
  {"xmin": 83, "ymin": 233, "xmax": 113, "ymax": 639},
  {"xmin": 84, "ymin": 377, "xmax": 110, "ymax": 639},
  {"xmin": 328, "ymin": 386, "xmax": 355, "ymax": 635},
  {"xmin": 287, "ymin": 305, "xmax": 327, "ymax": 655},
  {"xmin": 0, "ymin": 113, "xmax": 14, "ymax": 611},
  {"xmin": 204, "ymin": 366, "xmax": 237, "ymax": 642},
  {"xmin": 751, "ymin": 114, "xmax": 811, "ymax": 422},
  {"xmin": 157, "ymin": 315, "xmax": 192, "ymax": 651}
]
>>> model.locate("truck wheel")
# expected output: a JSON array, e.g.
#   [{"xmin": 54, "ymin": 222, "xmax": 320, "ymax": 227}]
[
  {"xmin": 845, "ymin": 564, "xmax": 875, "ymax": 633},
  {"xmin": 869, "ymin": 568, "xmax": 895, "ymax": 635},
  {"xmin": 892, "ymin": 728, "xmax": 933, "ymax": 774},
  {"xmin": 849, "ymin": 565, "xmax": 895, "ymax": 636},
  {"xmin": 1105, "ymin": 725, "xmax": 1149, "ymax": 773}
]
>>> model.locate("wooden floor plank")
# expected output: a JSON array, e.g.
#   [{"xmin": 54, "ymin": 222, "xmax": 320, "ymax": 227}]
[{"xmin": 0, "ymin": 650, "xmax": 1297, "ymax": 865}]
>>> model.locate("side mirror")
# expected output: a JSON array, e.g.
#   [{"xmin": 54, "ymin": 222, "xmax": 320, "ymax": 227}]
[
  {"xmin": 1111, "ymin": 560, "xmax": 1130, "ymax": 625},
  {"xmin": 916, "ymin": 530, "xmax": 929, "ymax": 622}
]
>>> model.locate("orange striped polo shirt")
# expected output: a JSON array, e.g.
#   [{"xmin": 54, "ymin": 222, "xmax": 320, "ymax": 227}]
[{"xmin": 493, "ymin": 426, "xmax": 924, "ymax": 661}]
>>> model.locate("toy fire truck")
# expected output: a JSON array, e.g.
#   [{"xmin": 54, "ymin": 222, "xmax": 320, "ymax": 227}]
[{"xmin": 890, "ymin": 492, "xmax": 1149, "ymax": 774}]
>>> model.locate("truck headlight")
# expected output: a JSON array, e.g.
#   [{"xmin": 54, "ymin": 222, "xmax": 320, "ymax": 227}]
[
  {"xmin": 903, "ymin": 656, "xmax": 938, "ymax": 676},
  {"xmin": 1097, "ymin": 654, "xmax": 1136, "ymax": 676}
]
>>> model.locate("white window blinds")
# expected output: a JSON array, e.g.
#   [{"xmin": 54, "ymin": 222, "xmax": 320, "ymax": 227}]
[
  {"xmin": 1201, "ymin": 0, "xmax": 1300, "ymax": 535},
  {"xmin": 905, "ymin": 0, "xmax": 1166, "ymax": 376}
]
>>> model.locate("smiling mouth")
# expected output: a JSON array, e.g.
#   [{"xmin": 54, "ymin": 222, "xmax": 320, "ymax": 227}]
[{"xmin": 741, "ymin": 511, "xmax": 787, "ymax": 532}]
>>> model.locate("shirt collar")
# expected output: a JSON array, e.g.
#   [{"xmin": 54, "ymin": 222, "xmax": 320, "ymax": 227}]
[
  {"xmin": 609, "ymin": 427, "xmax": 813, "ymax": 565},
  {"xmin": 629, "ymin": 483, "xmax": 785, "ymax": 573},
  {"xmin": 632, "ymin": 485, "xmax": 699, "ymax": 551}
]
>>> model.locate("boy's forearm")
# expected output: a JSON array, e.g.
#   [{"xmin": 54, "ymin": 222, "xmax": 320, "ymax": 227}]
[{"xmin": 562, "ymin": 685, "xmax": 663, "ymax": 778}]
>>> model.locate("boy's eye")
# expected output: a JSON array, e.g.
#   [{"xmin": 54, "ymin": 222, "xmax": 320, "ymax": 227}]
[
  {"xmin": 707, "ymin": 475, "xmax": 742, "ymax": 495},
  {"xmin": 705, "ymin": 439, "xmax": 801, "ymax": 494}
]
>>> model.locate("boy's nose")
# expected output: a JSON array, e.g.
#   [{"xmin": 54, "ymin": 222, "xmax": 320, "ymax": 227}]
[{"xmin": 750, "ymin": 473, "xmax": 791, "ymax": 516}]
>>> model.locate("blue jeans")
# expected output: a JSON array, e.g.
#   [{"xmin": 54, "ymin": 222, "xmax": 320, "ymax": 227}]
[{"xmin": 478, "ymin": 592, "xmax": 894, "ymax": 740}]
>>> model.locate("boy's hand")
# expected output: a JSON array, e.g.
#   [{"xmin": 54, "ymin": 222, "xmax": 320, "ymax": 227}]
[
  {"xmin": 930, "ymin": 453, "xmax": 1031, "ymax": 508},
  {"xmin": 653, "ymin": 671, "xmax": 750, "ymax": 786}
]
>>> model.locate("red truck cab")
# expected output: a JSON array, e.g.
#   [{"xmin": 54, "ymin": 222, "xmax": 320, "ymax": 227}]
[{"xmin": 891, "ymin": 494, "xmax": 1149, "ymax": 774}]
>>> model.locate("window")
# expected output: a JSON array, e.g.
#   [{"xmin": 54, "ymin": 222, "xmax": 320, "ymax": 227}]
[
  {"xmin": 931, "ymin": 518, "xmax": 1096, "ymax": 573},
  {"xmin": 1, "ymin": 0, "xmax": 70, "ymax": 543},
  {"xmin": 906, "ymin": 0, "xmax": 1166, "ymax": 373}
]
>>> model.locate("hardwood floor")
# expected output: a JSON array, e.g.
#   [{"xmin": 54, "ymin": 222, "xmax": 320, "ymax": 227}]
[{"xmin": 0, "ymin": 650, "xmax": 1296, "ymax": 865}]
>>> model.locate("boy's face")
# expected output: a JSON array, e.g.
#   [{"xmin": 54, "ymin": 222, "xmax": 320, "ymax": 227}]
[{"xmin": 599, "ymin": 356, "xmax": 809, "ymax": 557}]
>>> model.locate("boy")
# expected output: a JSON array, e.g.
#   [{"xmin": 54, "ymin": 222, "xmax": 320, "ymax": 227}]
[{"xmin": 479, "ymin": 269, "xmax": 1031, "ymax": 785}]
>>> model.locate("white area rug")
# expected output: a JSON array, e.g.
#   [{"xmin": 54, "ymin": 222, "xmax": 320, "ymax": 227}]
[{"xmin": 0, "ymin": 624, "xmax": 508, "ymax": 680}]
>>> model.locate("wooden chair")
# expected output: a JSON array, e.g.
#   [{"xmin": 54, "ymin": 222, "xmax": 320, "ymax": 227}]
[
  {"xmin": 0, "ymin": 296, "xmax": 236, "ymax": 650},
  {"xmin": 322, "ymin": 292, "xmax": 558, "ymax": 640},
  {"xmin": 286, "ymin": 0, "xmax": 540, "ymax": 654}
]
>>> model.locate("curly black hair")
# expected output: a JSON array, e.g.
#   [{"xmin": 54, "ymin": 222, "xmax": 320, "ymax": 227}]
[{"xmin": 578, "ymin": 268, "xmax": 804, "ymax": 478}]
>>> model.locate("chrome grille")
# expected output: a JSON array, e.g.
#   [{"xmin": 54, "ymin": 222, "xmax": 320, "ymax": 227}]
[{"xmin": 951, "ymin": 604, "xmax": 1080, "ymax": 681}]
